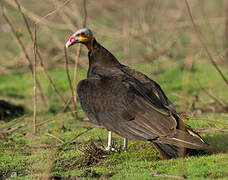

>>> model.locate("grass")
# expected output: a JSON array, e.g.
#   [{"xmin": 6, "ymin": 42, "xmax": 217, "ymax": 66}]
[
  {"xmin": 0, "ymin": 0, "xmax": 228, "ymax": 179},
  {"xmin": 0, "ymin": 60, "xmax": 228, "ymax": 179}
]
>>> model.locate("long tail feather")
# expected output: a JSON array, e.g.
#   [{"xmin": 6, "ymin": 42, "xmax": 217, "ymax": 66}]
[
  {"xmin": 155, "ymin": 129, "xmax": 210, "ymax": 150},
  {"xmin": 151, "ymin": 127, "xmax": 210, "ymax": 159},
  {"xmin": 152, "ymin": 142, "xmax": 209, "ymax": 159}
]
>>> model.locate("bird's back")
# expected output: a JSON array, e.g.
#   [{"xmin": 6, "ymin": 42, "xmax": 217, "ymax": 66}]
[{"xmin": 77, "ymin": 39, "xmax": 210, "ymax": 158}]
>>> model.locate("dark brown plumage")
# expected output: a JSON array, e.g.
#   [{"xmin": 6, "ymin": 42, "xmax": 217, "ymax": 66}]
[{"xmin": 66, "ymin": 28, "xmax": 210, "ymax": 159}]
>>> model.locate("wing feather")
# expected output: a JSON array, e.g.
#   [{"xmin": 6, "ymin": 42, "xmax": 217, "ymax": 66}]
[{"xmin": 77, "ymin": 75, "xmax": 209, "ymax": 150}]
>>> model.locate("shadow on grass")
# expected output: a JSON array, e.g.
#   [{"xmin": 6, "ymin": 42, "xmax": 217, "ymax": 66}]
[{"xmin": 0, "ymin": 100, "xmax": 24, "ymax": 121}]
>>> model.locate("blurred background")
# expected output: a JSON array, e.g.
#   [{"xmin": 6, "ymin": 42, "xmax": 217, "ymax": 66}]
[
  {"xmin": 0, "ymin": 0, "xmax": 227, "ymax": 112},
  {"xmin": 0, "ymin": 0, "xmax": 228, "ymax": 179}
]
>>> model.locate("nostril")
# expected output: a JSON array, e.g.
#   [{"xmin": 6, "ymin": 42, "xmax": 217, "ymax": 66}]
[{"xmin": 70, "ymin": 37, "xmax": 75, "ymax": 43}]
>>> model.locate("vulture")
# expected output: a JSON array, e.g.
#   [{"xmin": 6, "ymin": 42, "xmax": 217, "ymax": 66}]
[{"xmin": 65, "ymin": 28, "xmax": 210, "ymax": 159}]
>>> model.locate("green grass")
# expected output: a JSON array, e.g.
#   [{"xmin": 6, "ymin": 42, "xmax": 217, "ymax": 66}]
[
  {"xmin": 0, "ymin": 0, "xmax": 228, "ymax": 178},
  {"xmin": 0, "ymin": 61, "xmax": 228, "ymax": 179}
]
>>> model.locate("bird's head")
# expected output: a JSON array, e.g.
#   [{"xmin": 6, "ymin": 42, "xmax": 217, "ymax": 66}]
[{"xmin": 65, "ymin": 28, "xmax": 94, "ymax": 50}]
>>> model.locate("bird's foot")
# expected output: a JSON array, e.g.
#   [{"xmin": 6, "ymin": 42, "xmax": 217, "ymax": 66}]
[
  {"xmin": 104, "ymin": 145, "xmax": 117, "ymax": 152},
  {"xmin": 122, "ymin": 146, "xmax": 127, "ymax": 152}
]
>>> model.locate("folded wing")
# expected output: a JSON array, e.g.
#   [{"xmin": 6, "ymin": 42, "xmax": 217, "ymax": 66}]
[{"xmin": 77, "ymin": 75, "xmax": 209, "ymax": 150}]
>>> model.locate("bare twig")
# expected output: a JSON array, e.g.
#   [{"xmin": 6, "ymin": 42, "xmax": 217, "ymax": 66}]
[
  {"xmin": 225, "ymin": 1, "xmax": 228, "ymax": 62},
  {"xmin": 30, "ymin": 111, "xmax": 73, "ymax": 129},
  {"xmin": 0, "ymin": 115, "xmax": 27, "ymax": 132},
  {"xmin": 36, "ymin": 51, "xmax": 70, "ymax": 108},
  {"xmin": 195, "ymin": 128, "xmax": 228, "ymax": 134},
  {"xmin": 61, "ymin": 96, "xmax": 73, "ymax": 113},
  {"xmin": 64, "ymin": 47, "xmax": 77, "ymax": 119},
  {"xmin": 0, "ymin": 125, "xmax": 21, "ymax": 134},
  {"xmin": 62, "ymin": 128, "xmax": 93, "ymax": 147},
  {"xmin": 13, "ymin": 0, "xmax": 77, "ymax": 120},
  {"xmin": 36, "ymin": 0, "xmax": 72, "ymax": 25},
  {"xmin": 49, "ymin": 0, "xmax": 76, "ymax": 32},
  {"xmin": 46, "ymin": 132, "xmax": 65, "ymax": 144},
  {"xmin": 184, "ymin": 0, "xmax": 228, "ymax": 85},
  {"xmin": 5, "ymin": 125, "xmax": 24, "ymax": 134},
  {"xmin": 1, "ymin": 5, "xmax": 46, "ymax": 103},
  {"xmin": 27, "ymin": 144, "xmax": 58, "ymax": 149},
  {"xmin": 73, "ymin": 45, "xmax": 81, "ymax": 119},
  {"xmin": 199, "ymin": 86, "xmax": 228, "ymax": 108},
  {"xmin": 1, "ymin": 6, "xmax": 32, "ymax": 68},
  {"xmin": 5, "ymin": 0, "xmax": 90, "ymax": 69},
  {"xmin": 151, "ymin": 172, "xmax": 186, "ymax": 179},
  {"xmin": 36, "ymin": 119, "xmax": 57, "ymax": 128},
  {"xmin": 72, "ymin": 0, "xmax": 88, "ymax": 120},
  {"xmin": 13, "ymin": 0, "xmax": 74, "ymax": 113},
  {"xmin": 14, "ymin": 0, "xmax": 33, "ymax": 41},
  {"xmin": 82, "ymin": 0, "xmax": 87, "ymax": 26},
  {"xmin": 4, "ymin": 0, "xmax": 68, "ymax": 30},
  {"xmin": 73, "ymin": 128, "xmax": 92, "ymax": 142},
  {"xmin": 33, "ymin": 24, "xmax": 38, "ymax": 134}
]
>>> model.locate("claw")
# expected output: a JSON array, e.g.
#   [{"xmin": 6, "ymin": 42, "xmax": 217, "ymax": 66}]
[
  {"xmin": 106, "ymin": 131, "xmax": 128, "ymax": 152},
  {"xmin": 104, "ymin": 146, "xmax": 116, "ymax": 151}
]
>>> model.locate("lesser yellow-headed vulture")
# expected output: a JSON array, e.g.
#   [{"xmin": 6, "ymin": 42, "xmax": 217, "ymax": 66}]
[{"xmin": 66, "ymin": 28, "xmax": 209, "ymax": 159}]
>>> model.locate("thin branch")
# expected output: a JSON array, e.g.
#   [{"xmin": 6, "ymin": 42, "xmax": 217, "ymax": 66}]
[
  {"xmin": 36, "ymin": 118, "xmax": 57, "ymax": 128},
  {"xmin": 35, "ymin": 0, "xmax": 72, "ymax": 24},
  {"xmin": 46, "ymin": 132, "xmax": 65, "ymax": 144},
  {"xmin": 64, "ymin": 47, "xmax": 77, "ymax": 119},
  {"xmin": 197, "ymin": 78, "xmax": 228, "ymax": 108},
  {"xmin": 82, "ymin": 0, "xmax": 87, "ymax": 26},
  {"xmin": 73, "ymin": 45, "xmax": 81, "ymax": 119},
  {"xmin": 5, "ymin": 0, "xmax": 91, "ymax": 69},
  {"xmin": 27, "ymin": 144, "xmax": 58, "ymax": 149},
  {"xmin": 72, "ymin": 128, "xmax": 92, "ymax": 142},
  {"xmin": 5, "ymin": 125, "xmax": 24, "ymax": 134},
  {"xmin": 62, "ymin": 128, "xmax": 93, "ymax": 147},
  {"xmin": 4, "ymin": 0, "xmax": 69, "ymax": 30},
  {"xmin": 195, "ymin": 128, "xmax": 228, "ymax": 134},
  {"xmin": 13, "ymin": 0, "xmax": 77, "ymax": 117},
  {"xmin": 60, "ymin": 96, "xmax": 73, "ymax": 113},
  {"xmin": 13, "ymin": 0, "xmax": 73, "ymax": 113},
  {"xmin": 14, "ymin": 0, "xmax": 33, "ymax": 40},
  {"xmin": 0, "ymin": 115, "xmax": 27, "ymax": 132},
  {"xmin": 2, "ymin": 6, "xmax": 32, "ymax": 67},
  {"xmin": 33, "ymin": 24, "xmax": 37, "ymax": 134},
  {"xmin": 49, "ymin": 0, "xmax": 76, "ymax": 32},
  {"xmin": 12, "ymin": 0, "xmax": 76, "ymax": 118},
  {"xmin": 200, "ymin": 86, "xmax": 228, "ymax": 108},
  {"xmin": 0, "ymin": 125, "xmax": 23, "ymax": 134},
  {"xmin": 184, "ymin": 0, "xmax": 228, "ymax": 85},
  {"xmin": 1, "ymin": 4, "xmax": 46, "ymax": 105},
  {"xmin": 72, "ymin": 0, "xmax": 88, "ymax": 120},
  {"xmin": 151, "ymin": 173, "xmax": 186, "ymax": 180}
]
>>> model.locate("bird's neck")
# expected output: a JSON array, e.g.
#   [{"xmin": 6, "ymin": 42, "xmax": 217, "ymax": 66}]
[
  {"xmin": 85, "ymin": 38, "xmax": 94, "ymax": 52},
  {"xmin": 87, "ymin": 39, "xmax": 122, "ymax": 78}
]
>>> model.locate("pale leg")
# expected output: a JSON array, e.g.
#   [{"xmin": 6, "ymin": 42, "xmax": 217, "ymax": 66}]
[
  {"xmin": 123, "ymin": 138, "xmax": 128, "ymax": 152},
  {"xmin": 105, "ymin": 131, "xmax": 112, "ymax": 150}
]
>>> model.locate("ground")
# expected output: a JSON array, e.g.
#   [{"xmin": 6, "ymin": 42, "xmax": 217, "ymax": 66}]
[
  {"xmin": 0, "ymin": 61, "xmax": 228, "ymax": 179},
  {"xmin": 0, "ymin": 0, "xmax": 228, "ymax": 179}
]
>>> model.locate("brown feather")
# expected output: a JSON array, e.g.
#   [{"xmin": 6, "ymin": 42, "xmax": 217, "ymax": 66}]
[{"xmin": 77, "ymin": 38, "xmax": 210, "ymax": 159}]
